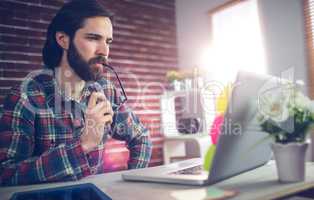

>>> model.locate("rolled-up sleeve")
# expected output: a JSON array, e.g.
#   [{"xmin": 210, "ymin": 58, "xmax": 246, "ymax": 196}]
[
  {"xmin": 110, "ymin": 106, "xmax": 152, "ymax": 169},
  {"xmin": 0, "ymin": 89, "xmax": 91, "ymax": 186}
]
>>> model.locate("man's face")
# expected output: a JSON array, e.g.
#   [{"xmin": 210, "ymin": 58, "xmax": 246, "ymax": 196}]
[{"xmin": 68, "ymin": 16, "xmax": 113, "ymax": 81}]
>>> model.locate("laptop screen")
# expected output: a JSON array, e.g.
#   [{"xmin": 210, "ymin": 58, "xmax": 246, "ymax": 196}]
[{"xmin": 206, "ymin": 71, "xmax": 274, "ymax": 184}]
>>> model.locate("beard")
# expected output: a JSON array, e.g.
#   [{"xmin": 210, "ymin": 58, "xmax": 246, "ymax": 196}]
[{"xmin": 67, "ymin": 41, "xmax": 107, "ymax": 82}]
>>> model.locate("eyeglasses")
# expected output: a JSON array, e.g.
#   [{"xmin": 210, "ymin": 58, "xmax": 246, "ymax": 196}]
[
  {"xmin": 85, "ymin": 63, "xmax": 128, "ymax": 112},
  {"xmin": 102, "ymin": 63, "xmax": 128, "ymax": 107}
]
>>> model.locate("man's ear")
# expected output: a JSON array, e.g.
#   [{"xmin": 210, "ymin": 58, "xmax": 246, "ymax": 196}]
[{"xmin": 55, "ymin": 32, "xmax": 70, "ymax": 50}]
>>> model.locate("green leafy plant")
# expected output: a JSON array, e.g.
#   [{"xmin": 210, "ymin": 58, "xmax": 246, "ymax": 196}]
[
  {"xmin": 165, "ymin": 70, "xmax": 184, "ymax": 82},
  {"xmin": 258, "ymin": 82, "xmax": 314, "ymax": 144}
]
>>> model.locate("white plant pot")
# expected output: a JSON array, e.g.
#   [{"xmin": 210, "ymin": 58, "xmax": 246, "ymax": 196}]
[
  {"xmin": 271, "ymin": 142, "xmax": 308, "ymax": 183},
  {"xmin": 171, "ymin": 80, "xmax": 182, "ymax": 91}
]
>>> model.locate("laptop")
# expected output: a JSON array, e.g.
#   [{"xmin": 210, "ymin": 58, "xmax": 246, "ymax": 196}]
[{"xmin": 122, "ymin": 71, "xmax": 278, "ymax": 186}]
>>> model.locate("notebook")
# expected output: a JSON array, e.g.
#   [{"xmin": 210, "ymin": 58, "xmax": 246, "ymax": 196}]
[{"xmin": 122, "ymin": 71, "xmax": 278, "ymax": 185}]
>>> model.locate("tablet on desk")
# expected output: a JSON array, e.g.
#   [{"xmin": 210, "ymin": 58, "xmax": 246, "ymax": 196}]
[{"xmin": 10, "ymin": 183, "xmax": 112, "ymax": 200}]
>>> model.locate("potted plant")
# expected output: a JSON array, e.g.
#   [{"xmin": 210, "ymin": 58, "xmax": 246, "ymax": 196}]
[
  {"xmin": 166, "ymin": 70, "xmax": 184, "ymax": 91},
  {"xmin": 257, "ymin": 82, "xmax": 314, "ymax": 182},
  {"xmin": 165, "ymin": 67, "xmax": 206, "ymax": 91}
]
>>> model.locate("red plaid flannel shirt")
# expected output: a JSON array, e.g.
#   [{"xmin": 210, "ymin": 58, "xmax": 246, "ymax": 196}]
[{"xmin": 0, "ymin": 69, "xmax": 152, "ymax": 186}]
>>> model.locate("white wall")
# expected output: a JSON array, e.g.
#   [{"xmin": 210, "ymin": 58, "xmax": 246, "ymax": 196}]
[
  {"xmin": 175, "ymin": 0, "xmax": 230, "ymax": 68},
  {"xmin": 175, "ymin": 0, "xmax": 311, "ymax": 160},
  {"xmin": 176, "ymin": 0, "xmax": 307, "ymax": 82},
  {"xmin": 258, "ymin": 0, "xmax": 308, "ymax": 85}
]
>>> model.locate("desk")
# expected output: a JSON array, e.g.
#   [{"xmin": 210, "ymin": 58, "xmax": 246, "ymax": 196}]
[{"xmin": 1, "ymin": 162, "xmax": 314, "ymax": 200}]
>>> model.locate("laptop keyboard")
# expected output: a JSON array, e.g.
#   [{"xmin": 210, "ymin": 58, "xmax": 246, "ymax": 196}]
[{"xmin": 170, "ymin": 165, "xmax": 203, "ymax": 175}]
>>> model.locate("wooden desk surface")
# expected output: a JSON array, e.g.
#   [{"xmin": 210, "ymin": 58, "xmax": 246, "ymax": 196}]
[{"xmin": 1, "ymin": 162, "xmax": 314, "ymax": 200}]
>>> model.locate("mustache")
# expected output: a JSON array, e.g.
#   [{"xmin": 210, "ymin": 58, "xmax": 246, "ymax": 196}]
[{"xmin": 89, "ymin": 56, "xmax": 108, "ymax": 65}]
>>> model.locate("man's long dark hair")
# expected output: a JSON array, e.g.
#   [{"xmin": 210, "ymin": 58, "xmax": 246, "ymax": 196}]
[{"xmin": 42, "ymin": 0, "xmax": 113, "ymax": 69}]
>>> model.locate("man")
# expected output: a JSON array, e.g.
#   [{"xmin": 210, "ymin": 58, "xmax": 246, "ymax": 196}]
[{"xmin": 0, "ymin": 0, "xmax": 152, "ymax": 186}]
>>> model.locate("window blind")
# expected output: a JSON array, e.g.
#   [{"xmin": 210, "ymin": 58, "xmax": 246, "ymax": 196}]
[
  {"xmin": 303, "ymin": 0, "xmax": 314, "ymax": 162},
  {"xmin": 304, "ymin": 0, "xmax": 314, "ymax": 98}
]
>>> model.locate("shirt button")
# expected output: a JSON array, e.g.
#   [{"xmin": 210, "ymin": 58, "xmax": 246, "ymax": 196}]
[{"xmin": 91, "ymin": 169, "xmax": 97, "ymax": 175}]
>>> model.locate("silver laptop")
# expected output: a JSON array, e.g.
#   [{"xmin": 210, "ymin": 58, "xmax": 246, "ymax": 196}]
[{"xmin": 122, "ymin": 71, "xmax": 278, "ymax": 186}]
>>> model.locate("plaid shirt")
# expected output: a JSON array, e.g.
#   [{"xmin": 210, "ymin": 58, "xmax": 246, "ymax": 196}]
[{"xmin": 0, "ymin": 69, "xmax": 152, "ymax": 186}]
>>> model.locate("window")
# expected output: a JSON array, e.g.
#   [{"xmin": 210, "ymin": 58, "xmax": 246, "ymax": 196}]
[{"xmin": 206, "ymin": 0, "xmax": 266, "ymax": 82}]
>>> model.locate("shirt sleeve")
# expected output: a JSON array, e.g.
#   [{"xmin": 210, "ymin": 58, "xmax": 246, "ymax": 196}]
[
  {"xmin": 105, "ymin": 81, "xmax": 152, "ymax": 169},
  {"xmin": 97, "ymin": 78, "xmax": 153, "ymax": 169},
  {"xmin": 110, "ymin": 105, "xmax": 152, "ymax": 169},
  {"xmin": 0, "ymin": 88, "xmax": 91, "ymax": 186}
]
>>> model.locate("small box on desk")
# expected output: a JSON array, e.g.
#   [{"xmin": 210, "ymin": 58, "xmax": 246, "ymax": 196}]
[{"xmin": 10, "ymin": 183, "xmax": 112, "ymax": 200}]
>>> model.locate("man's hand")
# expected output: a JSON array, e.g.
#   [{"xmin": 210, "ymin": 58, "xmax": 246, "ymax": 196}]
[{"xmin": 80, "ymin": 92, "xmax": 113, "ymax": 153}]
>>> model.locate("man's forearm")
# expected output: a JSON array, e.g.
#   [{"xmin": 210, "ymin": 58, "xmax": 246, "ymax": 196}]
[
  {"xmin": 127, "ymin": 134, "xmax": 152, "ymax": 169},
  {"xmin": 0, "ymin": 140, "xmax": 91, "ymax": 186}
]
